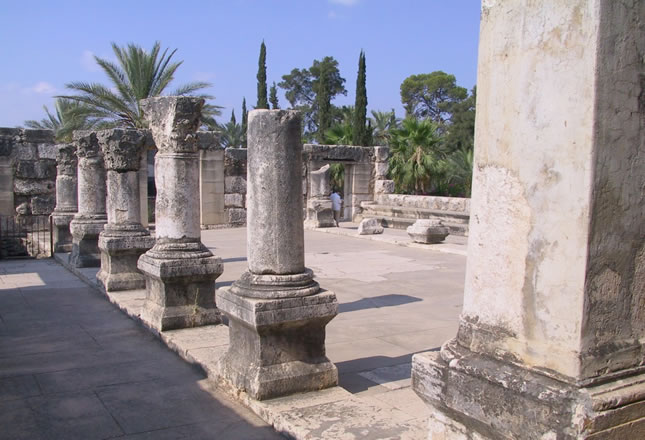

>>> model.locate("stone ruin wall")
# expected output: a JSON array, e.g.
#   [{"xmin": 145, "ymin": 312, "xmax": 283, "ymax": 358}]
[{"xmin": 0, "ymin": 128, "xmax": 57, "ymax": 221}]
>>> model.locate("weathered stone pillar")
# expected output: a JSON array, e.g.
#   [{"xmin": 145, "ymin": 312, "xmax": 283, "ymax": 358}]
[
  {"xmin": 137, "ymin": 97, "xmax": 223, "ymax": 331},
  {"xmin": 69, "ymin": 132, "xmax": 106, "ymax": 267},
  {"xmin": 412, "ymin": 2, "xmax": 645, "ymax": 439},
  {"xmin": 96, "ymin": 129, "xmax": 154, "ymax": 291},
  {"xmin": 304, "ymin": 164, "xmax": 335, "ymax": 228},
  {"xmin": 217, "ymin": 110, "xmax": 338, "ymax": 400},
  {"xmin": 198, "ymin": 132, "xmax": 226, "ymax": 227},
  {"xmin": 51, "ymin": 144, "xmax": 77, "ymax": 253}
]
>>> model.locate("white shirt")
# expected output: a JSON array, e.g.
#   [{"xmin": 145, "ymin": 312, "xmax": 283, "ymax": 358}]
[{"xmin": 330, "ymin": 192, "xmax": 342, "ymax": 211}]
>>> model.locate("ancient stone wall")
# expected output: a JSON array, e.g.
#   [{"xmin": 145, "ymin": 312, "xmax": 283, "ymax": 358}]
[{"xmin": 0, "ymin": 128, "xmax": 57, "ymax": 221}]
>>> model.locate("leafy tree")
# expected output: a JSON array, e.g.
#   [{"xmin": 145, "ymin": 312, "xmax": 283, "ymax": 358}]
[
  {"xmin": 256, "ymin": 41, "xmax": 269, "ymax": 109},
  {"xmin": 24, "ymin": 98, "xmax": 101, "ymax": 143},
  {"xmin": 441, "ymin": 147, "xmax": 473, "ymax": 197},
  {"xmin": 269, "ymin": 82, "xmax": 279, "ymax": 109},
  {"xmin": 59, "ymin": 41, "xmax": 220, "ymax": 129},
  {"xmin": 400, "ymin": 71, "xmax": 467, "ymax": 124},
  {"xmin": 241, "ymin": 98, "xmax": 248, "ymax": 148},
  {"xmin": 220, "ymin": 119, "xmax": 244, "ymax": 148},
  {"xmin": 352, "ymin": 50, "xmax": 368, "ymax": 146},
  {"xmin": 278, "ymin": 56, "xmax": 346, "ymax": 140},
  {"xmin": 443, "ymin": 86, "xmax": 476, "ymax": 153},
  {"xmin": 388, "ymin": 118, "xmax": 444, "ymax": 194},
  {"xmin": 229, "ymin": 109, "xmax": 236, "ymax": 125},
  {"xmin": 369, "ymin": 109, "xmax": 399, "ymax": 147}
]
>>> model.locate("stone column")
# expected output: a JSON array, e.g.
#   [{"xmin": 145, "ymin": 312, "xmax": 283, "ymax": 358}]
[
  {"xmin": 412, "ymin": 2, "xmax": 645, "ymax": 439},
  {"xmin": 198, "ymin": 132, "xmax": 226, "ymax": 226},
  {"xmin": 96, "ymin": 129, "xmax": 154, "ymax": 291},
  {"xmin": 51, "ymin": 144, "xmax": 77, "ymax": 253},
  {"xmin": 217, "ymin": 110, "xmax": 338, "ymax": 400},
  {"xmin": 69, "ymin": 131, "xmax": 107, "ymax": 267},
  {"xmin": 304, "ymin": 163, "xmax": 335, "ymax": 228},
  {"xmin": 137, "ymin": 97, "xmax": 223, "ymax": 331}
]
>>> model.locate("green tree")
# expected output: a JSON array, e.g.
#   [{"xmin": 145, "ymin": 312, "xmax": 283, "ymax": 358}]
[
  {"xmin": 59, "ymin": 41, "xmax": 220, "ymax": 129},
  {"xmin": 369, "ymin": 109, "xmax": 399, "ymax": 146},
  {"xmin": 352, "ymin": 50, "xmax": 368, "ymax": 146},
  {"xmin": 269, "ymin": 82, "xmax": 279, "ymax": 109},
  {"xmin": 400, "ymin": 71, "xmax": 467, "ymax": 124},
  {"xmin": 241, "ymin": 98, "xmax": 248, "ymax": 148},
  {"xmin": 24, "ymin": 98, "xmax": 101, "ymax": 142},
  {"xmin": 443, "ymin": 86, "xmax": 476, "ymax": 153},
  {"xmin": 388, "ymin": 118, "xmax": 444, "ymax": 194},
  {"xmin": 256, "ymin": 41, "xmax": 269, "ymax": 109},
  {"xmin": 278, "ymin": 56, "xmax": 346, "ymax": 140},
  {"xmin": 229, "ymin": 109, "xmax": 236, "ymax": 125},
  {"xmin": 220, "ymin": 119, "xmax": 244, "ymax": 148},
  {"xmin": 441, "ymin": 147, "xmax": 473, "ymax": 197}
]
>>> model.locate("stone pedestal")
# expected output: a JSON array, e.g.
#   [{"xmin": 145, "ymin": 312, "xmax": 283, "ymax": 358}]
[
  {"xmin": 96, "ymin": 129, "xmax": 154, "ymax": 292},
  {"xmin": 217, "ymin": 110, "xmax": 338, "ymax": 400},
  {"xmin": 137, "ymin": 97, "xmax": 223, "ymax": 331},
  {"xmin": 69, "ymin": 132, "xmax": 107, "ymax": 267},
  {"xmin": 51, "ymin": 143, "xmax": 77, "ymax": 253},
  {"xmin": 412, "ymin": 2, "xmax": 645, "ymax": 439},
  {"xmin": 407, "ymin": 219, "xmax": 449, "ymax": 244},
  {"xmin": 305, "ymin": 164, "xmax": 335, "ymax": 228}
]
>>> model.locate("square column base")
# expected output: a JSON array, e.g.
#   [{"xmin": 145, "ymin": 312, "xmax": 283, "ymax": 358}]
[
  {"xmin": 51, "ymin": 212, "xmax": 75, "ymax": 253},
  {"xmin": 69, "ymin": 217, "xmax": 106, "ymax": 268},
  {"xmin": 305, "ymin": 199, "xmax": 336, "ymax": 228},
  {"xmin": 412, "ymin": 339, "xmax": 645, "ymax": 439},
  {"xmin": 97, "ymin": 234, "xmax": 154, "ymax": 291},
  {"xmin": 137, "ymin": 253, "xmax": 223, "ymax": 331},
  {"xmin": 216, "ymin": 287, "xmax": 339, "ymax": 400}
]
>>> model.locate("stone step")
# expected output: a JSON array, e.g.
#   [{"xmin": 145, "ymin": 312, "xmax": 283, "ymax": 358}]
[
  {"xmin": 359, "ymin": 203, "xmax": 470, "ymax": 224},
  {"xmin": 356, "ymin": 213, "xmax": 468, "ymax": 237}
]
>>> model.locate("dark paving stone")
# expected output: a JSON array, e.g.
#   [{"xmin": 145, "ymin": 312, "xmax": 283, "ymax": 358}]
[
  {"xmin": 27, "ymin": 391, "xmax": 123, "ymax": 439},
  {"xmin": 96, "ymin": 379, "xmax": 242, "ymax": 434},
  {"xmin": 0, "ymin": 325, "xmax": 99, "ymax": 358},
  {"xmin": 0, "ymin": 398, "xmax": 43, "ymax": 440},
  {"xmin": 0, "ymin": 375, "xmax": 41, "ymax": 402},
  {"xmin": 120, "ymin": 419, "xmax": 283, "ymax": 440}
]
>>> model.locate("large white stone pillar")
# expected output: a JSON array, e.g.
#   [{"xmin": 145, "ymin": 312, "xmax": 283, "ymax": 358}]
[
  {"xmin": 51, "ymin": 143, "xmax": 77, "ymax": 253},
  {"xmin": 137, "ymin": 97, "xmax": 223, "ymax": 331},
  {"xmin": 217, "ymin": 110, "xmax": 338, "ymax": 400},
  {"xmin": 96, "ymin": 129, "xmax": 154, "ymax": 291},
  {"xmin": 412, "ymin": 2, "xmax": 645, "ymax": 438},
  {"xmin": 69, "ymin": 131, "xmax": 107, "ymax": 267}
]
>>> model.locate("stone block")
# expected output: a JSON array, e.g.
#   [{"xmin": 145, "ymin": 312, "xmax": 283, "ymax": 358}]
[
  {"xmin": 97, "ymin": 234, "xmax": 154, "ymax": 291},
  {"xmin": 407, "ymin": 219, "xmax": 450, "ymax": 244},
  {"xmin": 224, "ymin": 148, "xmax": 247, "ymax": 176},
  {"xmin": 375, "ymin": 179, "xmax": 395, "ymax": 194},
  {"xmin": 224, "ymin": 193, "xmax": 244, "ymax": 208},
  {"xmin": 14, "ymin": 179, "xmax": 54, "ymax": 196},
  {"xmin": 37, "ymin": 143, "xmax": 58, "ymax": 160},
  {"xmin": 51, "ymin": 212, "xmax": 75, "ymax": 253},
  {"xmin": 374, "ymin": 146, "xmax": 389, "ymax": 162},
  {"xmin": 374, "ymin": 162, "xmax": 389, "ymax": 179},
  {"xmin": 357, "ymin": 218, "xmax": 383, "ymax": 235},
  {"xmin": 309, "ymin": 164, "xmax": 331, "ymax": 198},
  {"xmin": 23, "ymin": 129, "xmax": 54, "ymax": 144},
  {"xmin": 225, "ymin": 176, "xmax": 246, "ymax": 194},
  {"xmin": 13, "ymin": 144, "xmax": 38, "ymax": 160},
  {"xmin": 30, "ymin": 195, "xmax": 55, "ymax": 215},
  {"xmin": 304, "ymin": 198, "xmax": 335, "ymax": 228},
  {"xmin": 227, "ymin": 208, "xmax": 246, "ymax": 225},
  {"xmin": 69, "ymin": 217, "xmax": 106, "ymax": 267},
  {"xmin": 197, "ymin": 131, "xmax": 222, "ymax": 151}
]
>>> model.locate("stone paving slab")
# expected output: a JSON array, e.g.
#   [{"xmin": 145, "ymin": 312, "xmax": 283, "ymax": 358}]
[{"xmin": 51, "ymin": 226, "xmax": 466, "ymax": 439}]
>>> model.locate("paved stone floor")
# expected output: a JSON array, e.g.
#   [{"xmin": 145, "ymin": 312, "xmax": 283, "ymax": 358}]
[
  {"xmin": 3, "ymin": 224, "xmax": 466, "ymax": 439},
  {"xmin": 0, "ymin": 259, "xmax": 282, "ymax": 440}
]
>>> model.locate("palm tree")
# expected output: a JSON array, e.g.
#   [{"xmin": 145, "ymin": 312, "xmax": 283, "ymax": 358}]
[
  {"xmin": 219, "ymin": 120, "xmax": 244, "ymax": 148},
  {"xmin": 24, "ymin": 98, "xmax": 102, "ymax": 142},
  {"xmin": 369, "ymin": 109, "xmax": 399, "ymax": 146},
  {"xmin": 388, "ymin": 118, "xmax": 444, "ymax": 194},
  {"xmin": 59, "ymin": 41, "xmax": 220, "ymax": 129},
  {"xmin": 442, "ymin": 147, "xmax": 474, "ymax": 197}
]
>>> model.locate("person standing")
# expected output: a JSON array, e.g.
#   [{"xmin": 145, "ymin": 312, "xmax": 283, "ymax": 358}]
[{"xmin": 330, "ymin": 189, "xmax": 342, "ymax": 227}]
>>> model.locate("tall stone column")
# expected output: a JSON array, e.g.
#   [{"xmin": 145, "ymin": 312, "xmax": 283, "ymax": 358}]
[
  {"xmin": 51, "ymin": 144, "xmax": 77, "ymax": 253},
  {"xmin": 137, "ymin": 97, "xmax": 223, "ymax": 331},
  {"xmin": 96, "ymin": 129, "xmax": 154, "ymax": 291},
  {"xmin": 304, "ymin": 163, "xmax": 335, "ymax": 228},
  {"xmin": 69, "ymin": 131, "xmax": 106, "ymax": 267},
  {"xmin": 412, "ymin": 2, "xmax": 645, "ymax": 439},
  {"xmin": 217, "ymin": 110, "xmax": 338, "ymax": 400}
]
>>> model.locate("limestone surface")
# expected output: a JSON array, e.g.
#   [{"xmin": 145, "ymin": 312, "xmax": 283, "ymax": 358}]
[
  {"xmin": 357, "ymin": 218, "xmax": 383, "ymax": 235},
  {"xmin": 406, "ymin": 219, "xmax": 449, "ymax": 244}
]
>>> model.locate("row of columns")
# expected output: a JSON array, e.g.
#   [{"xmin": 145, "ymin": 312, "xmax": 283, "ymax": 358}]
[{"xmin": 51, "ymin": 99, "xmax": 338, "ymax": 401}]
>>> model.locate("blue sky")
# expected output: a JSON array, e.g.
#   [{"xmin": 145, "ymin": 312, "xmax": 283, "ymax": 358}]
[{"xmin": 0, "ymin": 1, "xmax": 481, "ymax": 127}]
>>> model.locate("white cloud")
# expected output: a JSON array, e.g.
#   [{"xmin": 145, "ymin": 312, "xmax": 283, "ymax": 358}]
[
  {"xmin": 28, "ymin": 82, "xmax": 56, "ymax": 94},
  {"xmin": 81, "ymin": 50, "xmax": 100, "ymax": 72},
  {"xmin": 329, "ymin": 0, "xmax": 360, "ymax": 6}
]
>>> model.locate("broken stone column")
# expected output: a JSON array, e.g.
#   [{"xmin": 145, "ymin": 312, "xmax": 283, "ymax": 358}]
[
  {"xmin": 412, "ymin": 2, "xmax": 645, "ymax": 439},
  {"xmin": 69, "ymin": 131, "xmax": 107, "ymax": 267},
  {"xmin": 96, "ymin": 129, "xmax": 154, "ymax": 291},
  {"xmin": 304, "ymin": 163, "xmax": 335, "ymax": 228},
  {"xmin": 137, "ymin": 97, "xmax": 223, "ymax": 331},
  {"xmin": 51, "ymin": 144, "xmax": 77, "ymax": 253},
  {"xmin": 217, "ymin": 110, "xmax": 338, "ymax": 400}
]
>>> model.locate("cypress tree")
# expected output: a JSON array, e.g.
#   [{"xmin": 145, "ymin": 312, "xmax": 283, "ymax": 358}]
[
  {"xmin": 241, "ymin": 98, "xmax": 248, "ymax": 148},
  {"xmin": 269, "ymin": 82, "xmax": 279, "ymax": 109},
  {"xmin": 256, "ymin": 41, "xmax": 269, "ymax": 109},
  {"xmin": 230, "ymin": 109, "xmax": 236, "ymax": 125},
  {"xmin": 316, "ymin": 63, "xmax": 332, "ymax": 143},
  {"xmin": 352, "ymin": 50, "xmax": 368, "ymax": 146}
]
